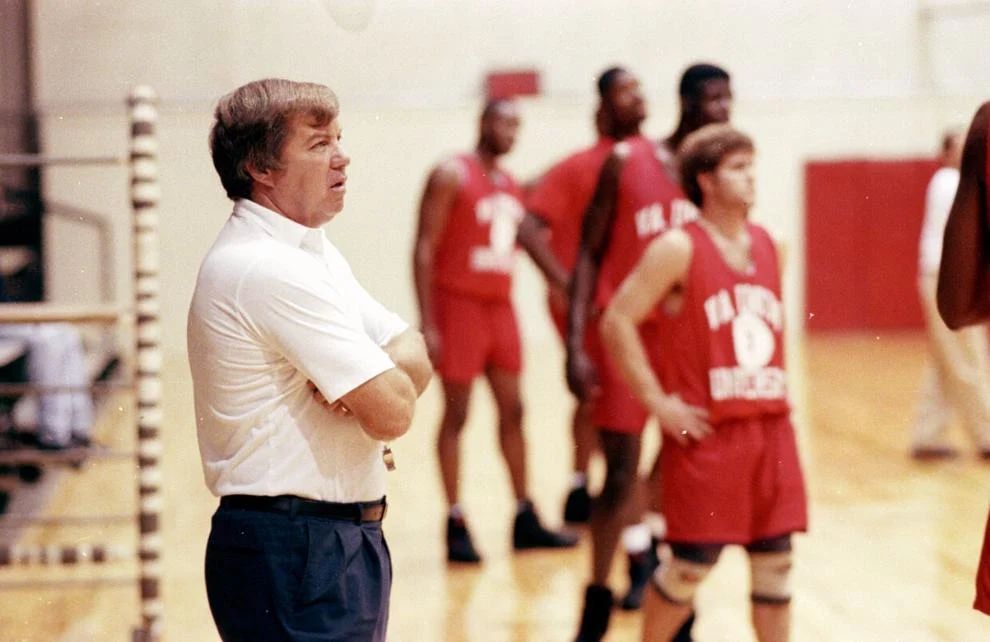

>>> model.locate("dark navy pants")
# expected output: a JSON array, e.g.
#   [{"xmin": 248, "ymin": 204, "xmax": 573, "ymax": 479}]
[{"xmin": 205, "ymin": 501, "xmax": 391, "ymax": 641}]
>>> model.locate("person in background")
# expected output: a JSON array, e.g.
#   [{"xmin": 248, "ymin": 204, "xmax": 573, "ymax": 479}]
[
  {"xmin": 0, "ymin": 272, "xmax": 95, "ymax": 450},
  {"xmin": 569, "ymin": 63, "xmax": 731, "ymax": 641},
  {"xmin": 519, "ymin": 66, "xmax": 650, "ymax": 528},
  {"xmin": 911, "ymin": 127, "xmax": 990, "ymax": 460},
  {"xmin": 601, "ymin": 124, "xmax": 807, "ymax": 641},
  {"xmin": 413, "ymin": 98, "xmax": 577, "ymax": 564}
]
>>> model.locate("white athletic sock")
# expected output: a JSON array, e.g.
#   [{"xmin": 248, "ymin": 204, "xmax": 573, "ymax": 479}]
[
  {"xmin": 622, "ymin": 523, "xmax": 652, "ymax": 554},
  {"xmin": 570, "ymin": 472, "xmax": 588, "ymax": 489},
  {"xmin": 449, "ymin": 504, "xmax": 464, "ymax": 520},
  {"xmin": 644, "ymin": 511, "xmax": 667, "ymax": 541}
]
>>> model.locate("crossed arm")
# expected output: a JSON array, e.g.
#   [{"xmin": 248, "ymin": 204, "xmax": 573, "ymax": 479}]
[{"xmin": 339, "ymin": 328, "xmax": 432, "ymax": 441}]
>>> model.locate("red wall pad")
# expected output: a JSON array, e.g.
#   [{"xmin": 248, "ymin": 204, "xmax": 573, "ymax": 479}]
[
  {"xmin": 484, "ymin": 69, "xmax": 540, "ymax": 100},
  {"xmin": 805, "ymin": 158, "xmax": 938, "ymax": 332}
]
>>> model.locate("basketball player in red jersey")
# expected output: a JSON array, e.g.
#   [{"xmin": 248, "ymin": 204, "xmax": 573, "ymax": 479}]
[
  {"xmin": 518, "ymin": 67, "xmax": 650, "ymax": 527},
  {"xmin": 601, "ymin": 124, "xmax": 807, "ymax": 641},
  {"xmin": 413, "ymin": 99, "xmax": 577, "ymax": 564},
  {"xmin": 570, "ymin": 64, "xmax": 731, "ymax": 642},
  {"xmin": 936, "ymin": 101, "xmax": 990, "ymax": 616}
]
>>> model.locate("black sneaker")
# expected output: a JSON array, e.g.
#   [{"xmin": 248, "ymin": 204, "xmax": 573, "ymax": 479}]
[
  {"xmin": 513, "ymin": 502, "xmax": 578, "ymax": 550},
  {"xmin": 563, "ymin": 485, "xmax": 591, "ymax": 524},
  {"xmin": 620, "ymin": 544, "xmax": 660, "ymax": 610},
  {"xmin": 574, "ymin": 584, "xmax": 613, "ymax": 642},
  {"xmin": 446, "ymin": 516, "xmax": 482, "ymax": 563}
]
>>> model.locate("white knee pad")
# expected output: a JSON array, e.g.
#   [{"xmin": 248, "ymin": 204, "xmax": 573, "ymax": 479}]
[
  {"xmin": 653, "ymin": 553, "xmax": 714, "ymax": 604},
  {"xmin": 749, "ymin": 549, "xmax": 793, "ymax": 604}
]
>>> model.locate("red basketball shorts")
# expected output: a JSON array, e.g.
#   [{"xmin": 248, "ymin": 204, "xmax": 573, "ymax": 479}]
[
  {"xmin": 660, "ymin": 413, "xmax": 808, "ymax": 544},
  {"xmin": 434, "ymin": 289, "xmax": 521, "ymax": 384},
  {"xmin": 586, "ymin": 317, "xmax": 648, "ymax": 434}
]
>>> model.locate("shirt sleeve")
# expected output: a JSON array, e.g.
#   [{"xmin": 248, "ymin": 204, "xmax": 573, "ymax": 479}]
[
  {"xmin": 353, "ymin": 279, "xmax": 409, "ymax": 347},
  {"xmin": 236, "ymin": 258, "xmax": 396, "ymax": 403}
]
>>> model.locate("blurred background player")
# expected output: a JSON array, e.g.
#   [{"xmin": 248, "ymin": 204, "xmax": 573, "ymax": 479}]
[
  {"xmin": 601, "ymin": 124, "xmax": 807, "ymax": 642},
  {"xmin": 568, "ymin": 63, "xmax": 731, "ymax": 641},
  {"xmin": 413, "ymin": 99, "xmax": 577, "ymax": 563},
  {"xmin": 519, "ymin": 66, "xmax": 649, "ymax": 526},
  {"xmin": 911, "ymin": 127, "xmax": 990, "ymax": 460},
  {"xmin": 936, "ymin": 101, "xmax": 990, "ymax": 618}
]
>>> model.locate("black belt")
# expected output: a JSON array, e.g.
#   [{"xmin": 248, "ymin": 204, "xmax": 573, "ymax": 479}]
[{"xmin": 220, "ymin": 494, "xmax": 387, "ymax": 523}]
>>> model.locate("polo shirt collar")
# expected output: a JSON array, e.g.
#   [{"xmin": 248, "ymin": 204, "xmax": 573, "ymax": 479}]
[{"xmin": 234, "ymin": 198, "xmax": 325, "ymax": 255}]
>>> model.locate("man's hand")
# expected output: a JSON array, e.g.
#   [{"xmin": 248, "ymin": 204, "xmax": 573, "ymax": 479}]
[
  {"xmin": 652, "ymin": 394, "xmax": 712, "ymax": 446},
  {"xmin": 308, "ymin": 381, "xmax": 352, "ymax": 416},
  {"xmin": 566, "ymin": 347, "xmax": 601, "ymax": 401}
]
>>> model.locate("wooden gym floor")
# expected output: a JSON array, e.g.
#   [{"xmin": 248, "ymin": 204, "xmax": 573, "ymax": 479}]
[{"xmin": 1, "ymin": 331, "xmax": 989, "ymax": 641}]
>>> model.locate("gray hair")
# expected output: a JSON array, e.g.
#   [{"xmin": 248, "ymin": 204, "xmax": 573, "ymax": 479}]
[{"xmin": 209, "ymin": 78, "xmax": 339, "ymax": 200}]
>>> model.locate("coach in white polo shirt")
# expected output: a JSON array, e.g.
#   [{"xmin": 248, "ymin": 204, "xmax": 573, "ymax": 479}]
[{"xmin": 188, "ymin": 78, "xmax": 431, "ymax": 642}]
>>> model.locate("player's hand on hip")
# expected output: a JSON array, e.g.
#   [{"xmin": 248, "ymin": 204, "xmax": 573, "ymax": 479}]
[
  {"xmin": 566, "ymin": 348, "xmax": 601, "ymax": 401},
  {"xmin": 654, "ymin": 394, "xmax": 711, "ymax": 446}
]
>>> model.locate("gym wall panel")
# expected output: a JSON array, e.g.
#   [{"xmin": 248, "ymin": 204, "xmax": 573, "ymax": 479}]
[{"xmin": 805, "ymin": 159, "xmax": 938, "ymax": 332}]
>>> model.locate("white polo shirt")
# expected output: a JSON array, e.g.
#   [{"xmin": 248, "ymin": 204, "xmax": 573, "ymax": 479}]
[{"xmin": 187, "ymin": 199, "xmax": 408, "ymax": 502}]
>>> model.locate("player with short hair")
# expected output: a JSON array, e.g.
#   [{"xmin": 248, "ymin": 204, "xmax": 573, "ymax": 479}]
[
  {"xmin": 569, "ymin": 63, "xmax": 732, "ymax": 641},
  {"xmin": 413, "ymin": 98, "xmax": 576, "ymax": 564},
  {"xmin": 600, "ymin": 123, "xmax": 807, "ymax": 642},
  {"xmin": 519, "ymin": 66, "xmax": 650, "ymax": 527}
]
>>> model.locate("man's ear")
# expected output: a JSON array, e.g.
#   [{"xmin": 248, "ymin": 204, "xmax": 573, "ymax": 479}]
[
  {"xmin": 245, "ymin": 161, "xmax": 276, "ymax": 189},
  {"xmin": 697, "ymin": 170, "xmax": 714, "ymax": 196}
]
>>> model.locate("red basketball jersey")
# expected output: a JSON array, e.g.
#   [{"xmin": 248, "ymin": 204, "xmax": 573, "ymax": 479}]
[
  {"xmin": 525, "ymin": 138, "xmax": 615, "ymax": 272},
  {"xmin": 433, "ymin": 153, "xmax": 525, "ymax": 301},
  {"xmin": 652, "ymin": 221, "xmax": 790, "ymax": 424},
  {"xmin": 595, "ymin": 136, "xmax": 698, "ymax": 309}
]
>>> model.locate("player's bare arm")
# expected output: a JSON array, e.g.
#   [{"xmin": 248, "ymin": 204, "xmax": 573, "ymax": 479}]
[
  {"xmin": 565, "ymin": 147, "xmax": 625, "ymax": 399},
  {"xmin": 412, "ymin": 159, "xmax": 462, "ymax": 364},
  {"xmin": 517, "ymin": 213, "xmax": 569, "ymax": 292},
  {"xmin": 600, "ymin": 229, "xmax": 712, "ymax": 445},
  {"xmin": 938, "ymin": 102, "xmax": 990, "ymax": 329}
]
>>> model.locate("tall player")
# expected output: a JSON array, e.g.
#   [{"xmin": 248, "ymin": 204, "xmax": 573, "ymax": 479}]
[
  {"xmin": 569, "ymin": 63, "xmax": 731, "ymax": 641},
  {"xmin": 413, "ymin": 99, "xmax": 577, "ymax": 564},
  {"xmin": 936, "ymin": 101, "xmax": 990, "ymax": 616},
  {"xmin": 519, "ymin": 66, "xmax": 650, "ymax": 526},
  {"xmin": 601, "ymin": 124, "xmax": 808, "ymax": 642}
]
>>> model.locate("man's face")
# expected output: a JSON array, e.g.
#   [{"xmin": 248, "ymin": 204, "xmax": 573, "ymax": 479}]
[
  {"xmin": 483, "ymin": 102, "xmax": 521, "ymax": 156},
  {"xmin": 262, "ymin": 114, "xmax": 350, "ymax": 227},
  {"xmin": 606, "ymin": 71, "xmax": 647, "ymax": 128},
  {"xmin": 708, "ymin": 149, "xmax": 755, "ymax": 209},
  {"xmin": 696, "ymin": 78, "xmax": 733, "ymax": 126}
]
